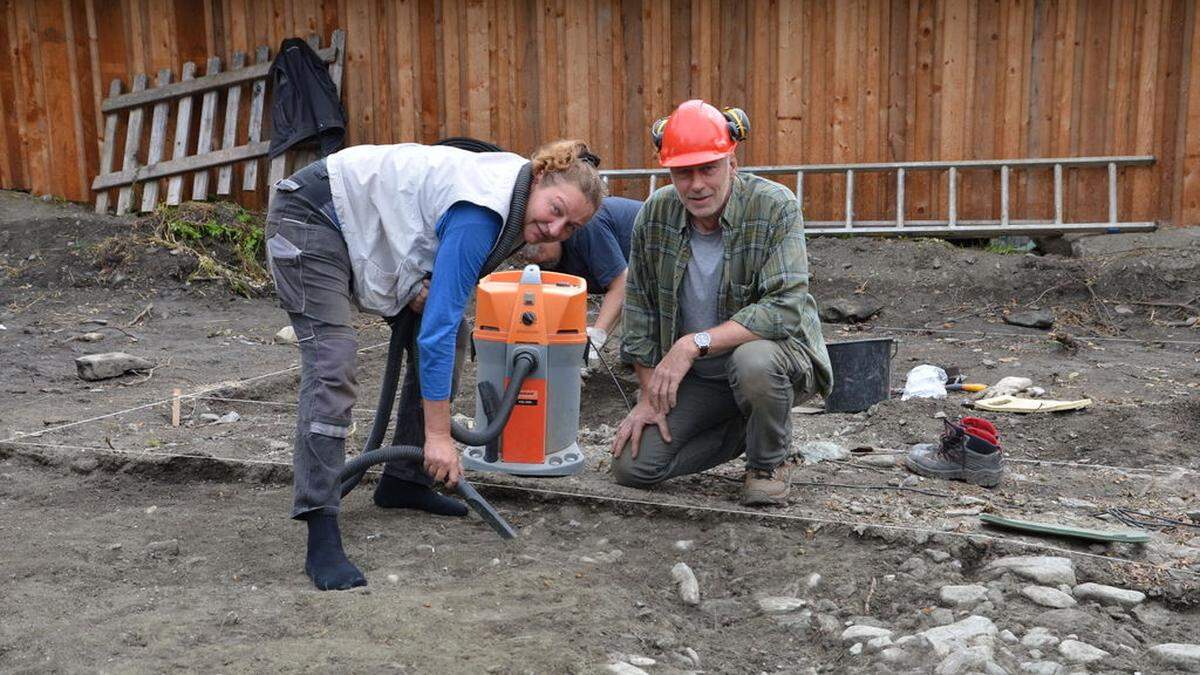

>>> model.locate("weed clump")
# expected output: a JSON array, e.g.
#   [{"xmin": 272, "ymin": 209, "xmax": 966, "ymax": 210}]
[{"xmin": 151, "ymin": 202, "xmax": 269, "ymax": 296}]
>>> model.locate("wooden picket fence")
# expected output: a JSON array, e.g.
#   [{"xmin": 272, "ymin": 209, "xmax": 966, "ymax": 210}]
[{"xmin": 91, "ymin": 30, "xmax": 346, "ymax": 215}]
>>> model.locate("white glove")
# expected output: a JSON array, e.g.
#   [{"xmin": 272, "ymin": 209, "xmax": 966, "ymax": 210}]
[
  {"xmin": 586, "ymin": 326, "xmax": 609, "ymax": 349},
  {"xmin": 585, "ymin": 327, "xmax": 608, "ymax": 364},
  {"xmin": 585, "ymin": 324, "xmax": 609, "ymax": 372}
]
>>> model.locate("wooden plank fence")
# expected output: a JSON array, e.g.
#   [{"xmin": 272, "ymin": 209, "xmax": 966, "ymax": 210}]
[
  {"xmin": 2, "ymin": 0, "xmax": 1200, "ymax": 226},
  {"xmin": 90, "ymin": 30, "xmax": 345, "ymax": 215}
]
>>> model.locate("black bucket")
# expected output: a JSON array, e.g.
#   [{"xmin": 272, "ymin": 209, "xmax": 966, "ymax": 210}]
[{"xmin": 823, "ymin": 337, "xmax": 897, "ymax": 413}]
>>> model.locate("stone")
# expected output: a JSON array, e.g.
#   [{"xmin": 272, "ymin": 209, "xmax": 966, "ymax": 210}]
[
  {"xmin": 681, "ymin": 647, "xmax": 700, "ymax": 668},
  {"xmin": 935, "ymin": 646, "xmax": 994, "ymax": 675},
  {"xmin": 806, "ymin": 573, "xmax": 822, "ymax": 589},
  {"xmin": 773, "ymin": 608, "xmax": 813, "ymax": 629},
  {"xmin": 920, "ymin": 616, "xmax": 998, "ymax": 657},
  {"xmin": 70, "ymin": 457, "xmax": 100, "ymax": 474},
  {"xmin": 1071, "ymin": 582, "xmax": 1145, "ymax": 608},
  {"xmin": 1057, "ymin": 497, "xmax": 1097, "ymax": 510},
  {"xmin": 623, "ymin": 655, "xmax": 655, "ymax": 667},
  {"xmin": 866, "ymin": 635, "xmax": 893, "ymax": 652},
  {"xmin": 214, "ymin": 411, "xmax": 241, "ymax": 424},
  {"xmin": 849, "ymin": 642, "xmax": 863, "ymax": 656},
  {"xmin": 75, "ymin": 352, "xmax": 155, "ymax": 381},
  {"xmin": 925, "ymin": 549, "xmax": 951, "ymax": 563},
  {"xmin": 198, "ymin": 413, "xmax": 220, "ymax": 423},
  {"xmin": 1034, "ymin": 610, "xmax": 1101, "ymax": 635},
  {"xmin": 820, "ymin": 296, "xmax": 884, "ymax": 324},
  {"xmin": 1005, "ymin": 310, "xmax": 1055, "ymax": 329},
  {"xmin": 77, "ymin": 332, "xmax": 105, "ymax": 342},
  {"xmin": 274, "ymin": 326, "xmax": 298, "ymax": 344},
  {"xmin": 983, "ymin": 556, "xmax": 1076, "ymax": 586},
  {"xmin": 673, "ymin": 540, "xmax": 694, "ymax": 551},
  {"xmin": 1021, "ymin": 585, "xmax": 1077, "ymax": 609},
  {"xmin": 841, "ymin": 625, "xmax": 893, "ymax": 642},
  {"xmin": 1056, "ymin": 639, "xmax": 1108, "ymax": 663},
  {"xmin": 983, "ymin": 662, "xmax": 1008, "ymax": 675},
  {"xmin": 606, "ymin": 663, "xmax": 649, "ymax": 675},
  {"xmin": 940, "ymin": 584, "xmax": 988, "ymax": 607},
  {"xmin": 814, "ymin": 613, "xmax": 841, "ymax": 635},
  {"xmin": 671, "ymin": 562, "xmax": 700, "ymax": 606},
  {"xmin": 999, "ymin": 630, "xmax": 1018, "ymax": 644},
  {"xmin": 699, "ymin": 598, "xmax": 745, "ymax": 621},
  {"xmin": 879, "ymin": 647, "xmax": 908, "ymax": 663},
  {"xmin": 982, "ymin": 376, "xmax": 1034, "ymax": 398},
  {"xmin": 592, "ymin": 550, "xmax": 624, "ymax": 564},
  {"xmin": 797, "ymin": 441, "xmax": 849, "ymax": 464},
  {"xmin": 1133, "ymin": 603, "xmax": 1177, "ymax": 626},
  {"xmin": 1149, "ymin": 643, "xmax": 1200, "ymax": 670},
  {"xmin": 929, "ymin": 608, "xmax": 955, "ymax": 625},
  {"xmin": 1019, "ymin": 662, "xmax": 1064, "ymax": 675},
  {"xmin": 146, "ymin": 539, "xmax": 180, "ymax": 558},
  {"xmin": 758, "ymin": 597, "xmax": 806, "ymax": 614}
]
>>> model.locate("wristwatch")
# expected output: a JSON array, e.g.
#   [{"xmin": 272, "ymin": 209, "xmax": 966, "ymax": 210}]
[{"xmin": 692, "ymin": 331, "xmax": 711, "ymax": 357}]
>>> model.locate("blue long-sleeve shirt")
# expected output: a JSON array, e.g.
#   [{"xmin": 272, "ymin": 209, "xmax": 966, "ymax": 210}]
[{"xmin": 417, "ymin": 201, "xmax": 503, "ymax": 400}]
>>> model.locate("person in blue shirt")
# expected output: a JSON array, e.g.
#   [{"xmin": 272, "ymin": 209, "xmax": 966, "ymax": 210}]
[
  {"xmin": 522, "ymin": 196, "xmax": 641, "ymax": 363},
  {"xmin": 266, "ymin": 140, "xmax": 604, "ymax": 590}
]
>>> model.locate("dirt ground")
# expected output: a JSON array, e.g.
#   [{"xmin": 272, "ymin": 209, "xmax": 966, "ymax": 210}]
[{"xmin": 1, "ymin": 189, "xmax": 1199, "ymax": 673}]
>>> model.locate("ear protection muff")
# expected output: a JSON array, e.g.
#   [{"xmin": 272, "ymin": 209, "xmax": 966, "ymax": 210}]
[
  {"xmin": 722, "ymin": 107, "xmax": 750, "ymax": 142},
  {"xmin": 650, "ymin": 116, "xmax": 670, "ymax": 150}
]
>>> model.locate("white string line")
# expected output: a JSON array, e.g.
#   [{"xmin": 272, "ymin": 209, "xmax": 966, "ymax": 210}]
[
  {"xmin": 193, "ymin": 396, "xmax": 386, "ymax": 419},
  {"xmin": 2, "ymin": 439, "xmax": 295, "ymax": 467},
  {"xmin": 0, "ymin": 340, "xmax": 391, "ymax": 446},
  {"xmin": 119, "ymin": 402, "xmax": 1200, "ymax": 478},
  {"xmin": 3, "ymin": 438, "xmax": 1195, "ymax": 579},
  {"xmin": 868, "ymin": 325, "xmax": 1200, "ymax": 347},
  {"xmin": 17, "ymin": 387, "xmax": 1196, "ymax": 478},
  {"xmin": 1004, "ymin": 457, "xmax": 1197, "ymax": 475}
]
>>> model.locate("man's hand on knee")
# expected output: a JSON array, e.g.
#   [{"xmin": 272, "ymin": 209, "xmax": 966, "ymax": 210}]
[
  {"xmin": 611, "ymin": 399, "xmax": 671, "ymax": 460},
  {"xmin": 648, "ymin": 336, "xmax": 699, "ymax": 411}
]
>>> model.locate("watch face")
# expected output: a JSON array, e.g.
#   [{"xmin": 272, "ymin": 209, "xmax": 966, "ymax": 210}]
[{"xmin": 695, "ymin": 332, "xmax": 711, "ymax": 347}]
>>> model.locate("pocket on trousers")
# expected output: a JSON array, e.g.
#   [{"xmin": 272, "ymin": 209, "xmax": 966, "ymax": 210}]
[{"xmin": 267, "ymin": 232, "xmax": 305, "ymax": 313}]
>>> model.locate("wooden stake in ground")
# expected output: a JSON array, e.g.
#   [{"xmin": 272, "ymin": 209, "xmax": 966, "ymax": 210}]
[{"xmin": 171, "ymin": 388, "xmax": 181, "ymax": 427}]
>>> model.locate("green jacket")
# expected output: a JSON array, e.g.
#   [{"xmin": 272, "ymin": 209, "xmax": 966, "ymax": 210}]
[{"xmin": 620, "ymin": 173, "xmax": 833, "ymax": 397}]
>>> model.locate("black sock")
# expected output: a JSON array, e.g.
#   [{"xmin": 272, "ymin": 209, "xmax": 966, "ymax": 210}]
[
  {"xmin": 303, "ymin": 513, "xmax": 367, "ymax": 591},
  {"xmin": 373, "ymin": 473, "xmax": 468, "ymax": 517}
]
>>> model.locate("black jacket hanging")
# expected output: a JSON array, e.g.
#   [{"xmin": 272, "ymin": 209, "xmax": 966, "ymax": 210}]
[{"xmin": 268, "ymin": 38, "xmax": 347, "ymax": 159}]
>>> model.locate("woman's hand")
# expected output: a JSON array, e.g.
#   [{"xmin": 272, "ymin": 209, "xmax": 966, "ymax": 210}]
[
  {"xmin": 408, "ymin": 279, "xmax": 431, "ymax": 314},
  {"xmin": 423, "ymin": 433, "xmax": 463, "ymax": 487}
]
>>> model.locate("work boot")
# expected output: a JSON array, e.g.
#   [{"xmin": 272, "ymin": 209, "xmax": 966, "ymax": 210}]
[
  {"xmin": 741, "ymin": 462, "xmax": 793, "ymax": 506},
  {"xmin": 905, "ymin": 418, "xmax": 1003, "ymax": 488}
]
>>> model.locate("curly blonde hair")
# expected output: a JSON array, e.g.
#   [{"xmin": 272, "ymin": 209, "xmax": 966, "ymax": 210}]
[{"xmin": 530, "ymin": 139, "xmax": 606, "ymax": 210}]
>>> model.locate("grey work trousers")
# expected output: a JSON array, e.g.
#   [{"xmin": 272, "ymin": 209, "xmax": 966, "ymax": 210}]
[
  {"xmin": 265, "ymin": 161, "xmax": 465, "ymax": 519},
  {"xmin": 611, "ymin": 339, "xmax": 812, "ymax": 488}
]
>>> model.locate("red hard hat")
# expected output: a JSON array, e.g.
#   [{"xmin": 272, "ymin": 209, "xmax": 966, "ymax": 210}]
[{"xmin": 653, "ymin": 100, "xmax": 738, "ymax": 168}]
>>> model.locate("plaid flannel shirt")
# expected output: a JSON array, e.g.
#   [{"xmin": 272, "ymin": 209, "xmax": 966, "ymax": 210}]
[{"xmin": 620, "ymin": 172, "xmax": 833, "ymax": 396}]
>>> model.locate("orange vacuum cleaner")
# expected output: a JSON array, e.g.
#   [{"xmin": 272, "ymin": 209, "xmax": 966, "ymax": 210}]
[{"xmin": 462, "ymin": 265, "xmax": 588, "ymax": 477}]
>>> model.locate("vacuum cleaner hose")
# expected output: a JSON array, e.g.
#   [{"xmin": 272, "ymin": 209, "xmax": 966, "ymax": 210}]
[
  {"xmin": 449, "ymin": 351, "xmax": 537, "ymax": 446},
  {"xmin": 338, "ymin": 351, "xmax": 537, "ymax": 496}
]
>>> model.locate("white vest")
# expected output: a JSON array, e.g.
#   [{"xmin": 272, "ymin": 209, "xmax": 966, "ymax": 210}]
[{"xmin": 326, "ymin": 143, "xmax": 527, "ymax": 316}]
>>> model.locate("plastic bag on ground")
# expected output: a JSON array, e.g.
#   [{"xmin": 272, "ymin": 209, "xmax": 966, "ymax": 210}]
[{"xmin": 901, "ymin": 364, "xmax": 948, "ymax": 400}]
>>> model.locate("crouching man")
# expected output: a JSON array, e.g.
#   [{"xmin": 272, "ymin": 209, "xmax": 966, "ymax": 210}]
[{"xmin": 610, "ymin": 100, "xmax": 832, "ymax": 506}]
